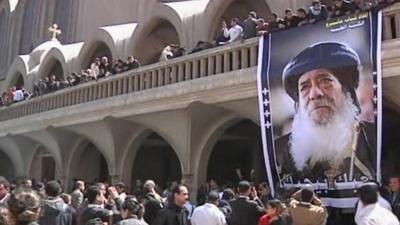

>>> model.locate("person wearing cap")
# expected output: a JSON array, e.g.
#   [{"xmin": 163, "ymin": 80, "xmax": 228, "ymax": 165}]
[
  {"xmin": 355, "ymin": 182, "xmax": 399, "ymax": 225},
  {"xmin": 40, "ymin": 180, "xmax": 77, "ymax": 225},
  {"xmin": 229, "ymin": 181, "xmax": 265, "ymax": 225},
  {"xmin": 191, "ymin": 191, "xmax": 227, "ymax": 225},
  {"xmin": 275, "ymin": 42, "xmax": 376, "ymax": 184},
  {"xmin": 289, "ymin": 187, "xmax": 327, "ymax": 225}
]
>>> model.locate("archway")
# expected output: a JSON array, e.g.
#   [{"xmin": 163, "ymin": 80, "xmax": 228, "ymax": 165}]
[
  {"xmin": 207, "ymin": 0, "xmax": 271, "ymax": 41},
  {"xmin": 42, "ymin": 60, "xmax": 64, "ymax": 80},
  {"xmin": 382, "ymin": 103, "xmax": 400, "ymax": 183},
  {"xmin": 81, "ymin": 41, "xmax": 112, "ymax": 70},
  {"xmin": 29, "ymin": 147, "xmax": 56, "ymax": 182},
  {"xmin": 69, "ymin": 142, "xmax": 109, "ymax": 184},
  {"xmin": 206, "ymin": 119, "xmax": 267, "ymax": 187},
  {"xmin": 131, "ymin": 133, "xmax": 182, "ymax": 191},
  {"xmin": 133, "ymin": 18, "xmax": 180, "ymax": 65},
  {"xmin": 0, "ymin": 150, "xmax": 15, "ymax": 180},
  {"xmin": 9, "ymin": 72, "xmax": 24, "ymax": 88}
]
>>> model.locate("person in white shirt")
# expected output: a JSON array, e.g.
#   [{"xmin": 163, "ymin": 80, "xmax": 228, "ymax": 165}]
[
  {"xmin": 221, "ymin": 18, "xmax": 243, "ymax": 44},
  {"xmin": 355, "ymin": 182, "xmax": 399, "ymax": 225},
  {"xmin": 13, "ymin": 87, "xmax": 25, "ymax": 102},
  {"xmin": 191, "ymin": 191, "xmax": 227, "ymax": 225},
  {"xmin": 159, "ymin": 45, "xmax": 174, "ymax": 62}
]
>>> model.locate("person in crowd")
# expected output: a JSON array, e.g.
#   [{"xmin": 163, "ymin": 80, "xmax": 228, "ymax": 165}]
[
  {"xmin": 296, "ymin": 8, "xmax": 309, "ymax": 26},
  {"xmin": 71, "ymin": 180, "xmax": 85, "ymax": 209},
  {"xmin": 8, "ymin": 189, "xmax": 41, "ymax": 225},
  {"xmin": 0, "ymin": 206, "xmax": 8, "ymax": 225},
  {"xmin": 389, "ymin": 176, "xmax": 400, "ymax": 219},
  {"xmin": 40, "ymin": 180, "xmax": 76, "ymax": 225},
  {"xmin": 258, "ymin": 199, "xmax": 289, "ymax": 225},
  {"xmin": 330, "ymin": 0, "xmax": 357, "ymax": 18},
  {"xmin": 258, "ymin": 182, "xmax": 272, "ymax": 204},
  {"xmin": 354, "ymin": 0, "xmax": 373, "ymax": 13},
  {"xmin": 241, "ymin": 11, "xmax": 258, "ymax": 39},
  {"xmin": 0, "ymin": 177, "xmax": 10, "ymax": 208},
  {"xmin": 229, "ymin": 180, "xmax": 265, "ymax": 225},
  {"xmin": 142, "ymin": 180, "xmax": 164, "ymax": 225},
  {"xmin": 115, "ymin": 182, "xmax": 128, "ymax": 203},
  {"xmin": 13, "ymin": 87, "xmax": 25, "ymax": 103},
  {"xmin": 115, "ymin": 196, "xmax": 148, "ymax": 225},
  {"xmin": 90, "ymin": 58, "xmax": 100, "ymax": 79},
  {"xmin": 221, "ymin": 18, "xmax": 243, "ymax": 44},
  {"xmin": 61, "ymin": 193, "xmax": 72, "ymax": 205},
  {"xmin": 256, "ymin": 18, "xmax": 269, "ymax": 36},
  {"xmin": 80, "ymin": 185, "xmax": 113, "ymax": 225},
  {"xmin": 309, "ymin": 0, "xmax": 328, "ymax": 23},
  {"xmin": 191, "ymin": 191, "xmax": 227, "ymax": 225},
  {"xmin": 268, "ymin": 13, "xmax": 285, "ymax": 32},
  {"xmin": 289, "ymin": 187, "xmax": 327, "ymax": 225},
  {"xmin": 284, "ymin": 8, "xmax": 301, "ymax": 29},
  {"xmin": 355, "ymin": 182, "xmax": 400, "ymax": 225},
  {"xmin": 170, "ymin": 44, "xmax": 185, "ymax": 58},
  {"xmin": 159, "ymin": 45, "xmax": 174, "ymax": 62},
  {"xmin": 218, "ymin": 188, "xmax": 234, "ymax": 222},
  {"xmin": 98, "ymin": 56, "xmax": 112, "ymax": 78},
  {"xmin": 152, "ymin": 184, "xmax": 190, "ymax": 225},
  {"xmin": 125, "ymin": 56, "xmax": 140, "ymax": 71},
  {"xmin": 189, "ymin": 41, "xmax": 214, "ymax": 54}
]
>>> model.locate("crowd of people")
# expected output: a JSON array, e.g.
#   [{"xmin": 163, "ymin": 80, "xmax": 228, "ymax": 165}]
[{"xmin": 1, "ymin": 175, "xmax": 400, "ymax": 225}]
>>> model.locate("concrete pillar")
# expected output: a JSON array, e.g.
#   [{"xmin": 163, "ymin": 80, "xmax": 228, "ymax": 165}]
[
  {"xmin": 223, "ymin": 52, "xmax": 230, "ymax": 72},
  {"xmin": 207, "ymin": 56, "xmax": 214, "ymax": 76},
  {"xmin": 178, "ymin": 63, "xmax": 184, "ymax": 81},
  {"xmin": 157, "ymin": 69, "xmax": 164, "ymax": 86},
  {"xmin": 192, "ymin": 60, "xmax": 199, "ymax": 78},
  {"xmin": 216, "ymin": 54, "xmax": 222, "ymax": 74},
  {"xmin": 185, "ymin": 62, "xmax": 191, "ymax": 80},
  {"xmin": 200, "ymin": 58, "xmax": 206, "ymax": 77},
  {"xmin": 171, "ymin": 65, "xmax": 177, "ymax": 83},
  {"xmin": 232, "ymin": 50, "xmax": 239, "ymax": 70},
  {"xmin": 250, "ymin": 45, "xmax": 258, "ymax": 67}
]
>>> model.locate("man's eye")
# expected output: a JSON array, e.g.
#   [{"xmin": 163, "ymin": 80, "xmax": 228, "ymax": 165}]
[{"xmin": 300, "ymin": 85, "xmax": 310, "ymax": 92}]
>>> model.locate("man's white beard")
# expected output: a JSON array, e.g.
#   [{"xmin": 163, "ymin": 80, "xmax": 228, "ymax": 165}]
[{"xmin": 289, "ymin": 94, "xmax": 358, "ymax": 171}]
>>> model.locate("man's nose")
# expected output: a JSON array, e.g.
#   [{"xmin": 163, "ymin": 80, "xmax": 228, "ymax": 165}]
[{"xmin": 309, "ymin": 85, "xmax": 324, "ymax": 100}]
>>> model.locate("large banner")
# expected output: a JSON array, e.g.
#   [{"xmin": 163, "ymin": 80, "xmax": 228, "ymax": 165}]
[{"xmin": 257, "ymin": 11, "xmax": 382, "ymax": 208}]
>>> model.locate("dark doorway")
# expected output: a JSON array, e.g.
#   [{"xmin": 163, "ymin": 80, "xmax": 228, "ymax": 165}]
[
  {"xmin": 0, "ymin": 151, "xmax": 15, "ymax": 180},
  {"xmin": 82, "ymin": 42, "xmax": 113, "ymax": 70},
  {"xmin": 382, "ymin": 104, "xmax": 400, "ymax": 182},
  {"xmin": 131, "ymin": 133, "xmax": 182, "ymax": 191},
  {"xmin": 207, "ymin": 119, "xmax": 267, "ymax": 187}
]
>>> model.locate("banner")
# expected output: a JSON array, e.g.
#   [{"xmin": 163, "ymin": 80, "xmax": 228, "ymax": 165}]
[{"xmin": 257, "ymin": 11, "xmax": 382, "ymax": 208}]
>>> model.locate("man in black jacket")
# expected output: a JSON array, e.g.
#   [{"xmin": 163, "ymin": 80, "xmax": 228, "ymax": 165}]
[
  {"xmin": 151, "ymin": 184, "xmax": 190, "ymax": 225},
  {"xmin": 143, "ymin": 180, "xmax": 164, "ymax": 225},
  {"xmin": 40, "ymin": 180, "xmax": 77, "ymax": 225},
  {"xmin": 229, "ymin": 181, "xmax": 265, "ymax": 225},
  {"xmin": 80, "ymin": 185, "xmax": 113, "ymax": 225}
]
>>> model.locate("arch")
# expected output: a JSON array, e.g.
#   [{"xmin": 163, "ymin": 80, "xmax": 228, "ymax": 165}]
[
  {"xmin": 0, "ymin": 149, "xmax": 15, "ymax": 180},
  {"xmin": 130, "ymin": 132, "xmax": 182, "ymax": 190},
  {"xmin": 120, "ymin": 128, "xmax": 184, "ymax": 190},
  {"xmin": 8, "ymin": 72, "xmax": 24, "ymax": 88},
  {"xmin": 38, "ymin": 47, "xmax": 67, "ymax": 79},
  {"xmin": 67, "ymin": 139, "xmax": 110, "ymax": 184},
  {"xmin": 77, "ymin": 35, "xmax": 116, "ymax": 71},
  {"xmin": 4, "ymin": 56, "xmax": 28, "ymax": 90},
  {"xmin": 0, "ymin": 138, "xmax": 25, "ymax": 176},
  {"xmin": 128, "ymin": 5, "xmax": 185, "ymax": 65},
  {"xmin": 202, "ymin": 0, "xmax": 271, "ymax": 42}
]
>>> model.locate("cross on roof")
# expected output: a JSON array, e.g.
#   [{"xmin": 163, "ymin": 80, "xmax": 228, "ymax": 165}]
[{"xmin": 48, "ymin": 23, "xmax": 61, "ymax": 41}]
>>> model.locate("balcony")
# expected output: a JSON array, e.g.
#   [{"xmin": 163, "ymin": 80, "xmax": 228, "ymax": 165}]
[{"xmin": 0, "ymin": 4, "xmax": 400, "ymax": 127}]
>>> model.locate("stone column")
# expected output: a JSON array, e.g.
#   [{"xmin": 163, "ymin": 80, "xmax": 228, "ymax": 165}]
[{"xmin": 181, "ymin": 173, "xmax": 196, "ymax": 202}]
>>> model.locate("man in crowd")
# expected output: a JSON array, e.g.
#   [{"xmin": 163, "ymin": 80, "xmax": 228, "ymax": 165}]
[
  {"xmin": 276, "ymin": 42, "xmax": 376, "ymax": 184},
  {"xmin": 191, "ymin": 191, "xmax": 226, "ymax": 225},
  {"xmin": 152, "ymin": 184, "xmax": 190, "ymax": 225},
  {"xmin": 229, "ymin": 181, "xmax": 265, "ymax": 225},
  {"xmin": 142, "ymin": 180, "xmax": 164, "ymax": 225},
  {"xmin": 284, "ymin": 8, "xmax": 301, "ymax": 28},
  {"xmin": 40, "ymin": 180, "xmax": 76, "ymax": 225},
  {"xmin": 221, "ymin": 18, "xmax": 243, "ymax": 44},
  {"xmin": 241, "ymin": 11, "xmax": 258, "ymax": 39},
  {"xmin": 0, "ymin": 177, "xmax": 10, "ymax": 208},
  {"xmin": 80, "ymin": 185, "xmax": 113, "ymax": 225},
  {"xmin": 116, "ymin": 196, "xmax": 147, "ymax": 225},
  {"xmin": 289, "ymin": 187, "xmax": 327, "ymax": 225},
  {"xmin": 355, "ymin": 182, "xmax": 399, "ymax": 225},
  {"xmin": 309, "ymin": 0, "xmax": 328, "ymax": 23},
  {"xmin": 331, "ymin": 0, "xmax": 356, "ymax": 18},
  {"xmin": 71, "ymin": 180, "xmax": 85, "ymax": 210},
  {"xmin": 389, "ymin": 176, "xmax": 400, "ymax": 219}
]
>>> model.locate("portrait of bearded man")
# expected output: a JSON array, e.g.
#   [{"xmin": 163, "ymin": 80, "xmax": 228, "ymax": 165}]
[{"xmin": 274, "ymin": 42, "xmax": 377, "ymax": 186}]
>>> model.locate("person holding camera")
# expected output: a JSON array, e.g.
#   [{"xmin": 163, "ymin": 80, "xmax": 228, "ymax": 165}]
[{"xmin": 288, "ymin": 187, "xmax": 327, "ymax": 225}]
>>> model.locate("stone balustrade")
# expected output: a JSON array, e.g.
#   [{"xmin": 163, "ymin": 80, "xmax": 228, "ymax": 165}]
[
  {"xmin": 0, "ymin": 38, "xmax": 259, "ymax": 121},
  {"xmin": 0, "ymin": 4, "xmax": 400, "ymax": 122}
]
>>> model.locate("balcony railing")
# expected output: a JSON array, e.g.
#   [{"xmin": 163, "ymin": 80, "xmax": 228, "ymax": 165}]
[
  {"xmin": 0, "ymin": 3, "xmax": 399, "ymax": 122},
  {"xmin": 0, "ymin": 38, "xmax": 259, "ymax": 121}
]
